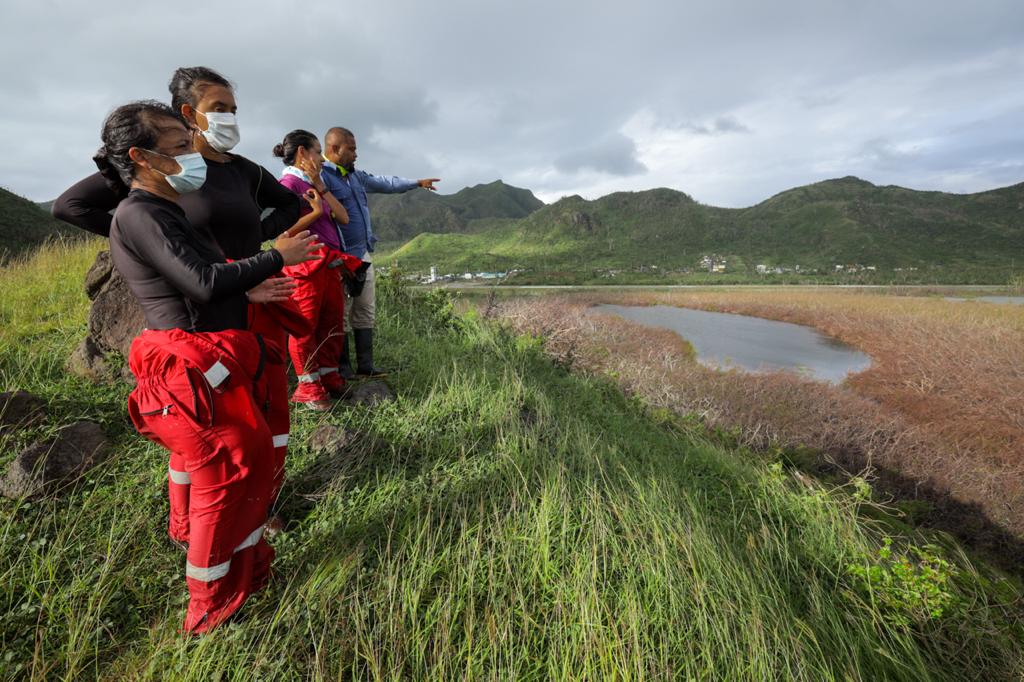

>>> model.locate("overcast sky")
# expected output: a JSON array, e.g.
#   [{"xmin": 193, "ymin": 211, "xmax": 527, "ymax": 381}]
[{"xmin": 1, "ymin": 0, "xmax": 1022, "ymax": 207}]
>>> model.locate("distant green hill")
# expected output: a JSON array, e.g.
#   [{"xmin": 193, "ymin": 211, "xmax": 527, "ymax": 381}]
[
  {"xmin": 369, "ymin": 180, "xmax": 544, "ymax": 242},
  {"xmin": 378, "ymin": 177, "xmax": 1024, "ymax": 282},
  {"xmin": 0, "ymin": 187, "xmax": 79, "ymax": 263}
]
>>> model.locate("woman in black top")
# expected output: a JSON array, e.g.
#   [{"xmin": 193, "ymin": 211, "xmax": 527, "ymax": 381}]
[
  {"xmin": 102, "ymin": 99, "xmax": 318, "ymax": 634},
  {"xmin": 54, "ymin": 67, "xmax": 318, "ymax": 541}
]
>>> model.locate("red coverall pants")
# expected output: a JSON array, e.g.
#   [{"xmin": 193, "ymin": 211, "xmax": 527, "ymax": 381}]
[
  {"xmin": 283, "ymin": 250, "xmax": 345, "ymax": 399},
  {"xmin": 166, "ymin": 293, "xmax": 312, "ymax": 541},
  {"xmin": 128, "ymin": 328, "xmax": 276, "ymax": 634},
  {"xmin": 248, "ymin": 297, "xmax": 312, "ymax": 502}
]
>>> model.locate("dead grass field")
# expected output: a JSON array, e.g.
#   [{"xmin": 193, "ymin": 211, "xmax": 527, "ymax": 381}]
[{"xmin": 489, "ymin": 289, "xmax": 1024, "ymax": 562}]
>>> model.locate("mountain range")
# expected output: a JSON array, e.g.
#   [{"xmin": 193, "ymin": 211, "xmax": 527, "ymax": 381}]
[
  {"xmin": 375, "ymin": 176, "xmax": 1024, "ymax": 279},
  {"xmin": 4, "ymin": 175, "xmax": 1023, "ymax": 281}
]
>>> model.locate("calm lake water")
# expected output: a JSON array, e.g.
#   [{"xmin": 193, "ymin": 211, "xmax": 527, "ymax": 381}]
[{"xmin": 596, "ymin": 304, "xmax": 871, "ymax": 384}]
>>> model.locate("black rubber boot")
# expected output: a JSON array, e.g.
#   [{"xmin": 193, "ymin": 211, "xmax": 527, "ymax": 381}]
[
  {"xmin": 354, "ymin": 328, "xmax": 388, "ymax": 377},
  {"xmin": 338, "ymin": 333, "xmax": 355, "ymax": 380}
]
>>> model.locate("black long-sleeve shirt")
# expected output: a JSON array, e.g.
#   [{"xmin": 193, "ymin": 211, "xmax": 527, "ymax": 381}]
[
  {"xmin": 52, "ymin": 154, "xmax": 301, "ymax": 259},
  {"xmin": 110, "ymin": 190, "xmax": 283, "ymax": 332}
]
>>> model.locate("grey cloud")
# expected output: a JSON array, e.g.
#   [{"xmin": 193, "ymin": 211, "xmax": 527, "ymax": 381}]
[
  {"xmin": 651, "ymin": 115, "xmax": 752, "ymax": 136},
  {"xmin": 798, "ymin": 93, "xmax": 843, "ymax": 109},
  {"xmin": 554, "ymin": 133, "xmax": 648, "ymax": 177},
  {"xmin": 688, "ymin": 116, "xmax": 752, "ymax": 135},
  {"xmin": 856, "ymin": 137, "xmax": 920, "ymax": 169}
]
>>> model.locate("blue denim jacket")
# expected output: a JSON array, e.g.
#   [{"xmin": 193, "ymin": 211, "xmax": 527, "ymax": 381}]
[{"xmin": 321, "ymin": 161, "xmax": 418, "ymax": 259}]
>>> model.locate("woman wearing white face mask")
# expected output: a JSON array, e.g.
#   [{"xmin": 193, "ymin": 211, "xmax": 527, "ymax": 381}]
[
  {"xmin": 100, "ymin": 100, "xmax": 320, "ymax": 633},
  {"xmin": 53, "ymin": 67, "xmax": 321, "ymax": 544}
]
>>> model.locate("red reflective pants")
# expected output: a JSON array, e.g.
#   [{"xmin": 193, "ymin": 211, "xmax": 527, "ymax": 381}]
[
  {"xmin": 283, "ymin": 252, "xmax": 345, "ymax": 401},
  {"xmin": 167, "ymin": 293, "xmax": 309, "ymax": 539},
  {"xmin": 128, "ymin": 328, "xmax": 275, "ymax": 634},
  {"xmin": 248, "ymin": 298, "xmax": 309, "ymax": 504}
]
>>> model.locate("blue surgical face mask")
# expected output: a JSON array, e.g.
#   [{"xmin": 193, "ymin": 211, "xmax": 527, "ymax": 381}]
[{"xmin": 145, "ymin": 150, "xmax": 207, "ymax": 194}]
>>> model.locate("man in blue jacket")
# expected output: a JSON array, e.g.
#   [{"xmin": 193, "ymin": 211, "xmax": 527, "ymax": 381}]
[{"xmin": 322, "ymin": 126, "xmax": 441, "ymax": 377}]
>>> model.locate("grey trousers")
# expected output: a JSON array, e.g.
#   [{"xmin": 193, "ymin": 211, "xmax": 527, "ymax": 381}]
[{"xmin": 345, "ymin": 261, "xmax": 375, "ymax": 331}]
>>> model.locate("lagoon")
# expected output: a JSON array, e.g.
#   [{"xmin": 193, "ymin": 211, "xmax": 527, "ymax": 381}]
[{"xmin": 596, "ymin": 304, "xmax": 871, "ymax": 384}]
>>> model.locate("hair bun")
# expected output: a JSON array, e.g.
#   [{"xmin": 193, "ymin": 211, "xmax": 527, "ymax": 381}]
[
  {"xmin": 93, "ymin": 147, "xmax": 129, "ymax": 199},
  {"xmin": 272, "ymin": 143, "xmax": 285, "ymax": 157}
]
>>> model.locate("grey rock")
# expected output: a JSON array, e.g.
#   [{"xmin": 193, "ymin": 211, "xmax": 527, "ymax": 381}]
[
  {"xmin": 66, "ymin": 336, "xmax": 112, "ymax": 381},
  {"xmin": 0, "ymin": 391, "xmax": 46, "ymax": 433},
  {"xmin": 307, "ymin": 424, "xmax": 357, "ymax": 455},
  {"xmin": 0, "ymin": 421, "xmax": 110, "ymax": 499},
  {"xmin": 87, "ymin": 263, "xmax": 144, "ymax": 357},
  {"xmin": 344, "ymin": 381, "xmax": 396, "ymax": 407},
  {"xmin": 565, "ymin": 211, "xmax": 597, "ymax": 234},
  {"xmin": 69, "ymin": 251, "xmax": 145, "ymax": 382},
  {"xmin": 83, "ymin": 250, "xmax": 114, "ymax": 300}
]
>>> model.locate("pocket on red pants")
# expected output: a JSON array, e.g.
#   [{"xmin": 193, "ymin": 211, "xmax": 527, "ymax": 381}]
[
  {"xmin": 128, "ymin": 375, "xmax": 217, "ymax": 464},
  {"xmin": 127, "ymin": 385, "xmax": 174, "ymax": 443}
]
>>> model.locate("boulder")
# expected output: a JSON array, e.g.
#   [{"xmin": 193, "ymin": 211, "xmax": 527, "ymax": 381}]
[
  {"xmin": 0, "ymin": 421, "xmax": 110, "ymax": 499},
  {"xmin": 87, "ymin": 262, "xmax": 145, "ymax": 357},
  {"xmin": 344, "ymin": 381, "xmax": 396, "ymax": 407},
  {"xmin": 66, "ymin": 336, "xmax": 112, "ymax": 382},
  {"xmin": 0, "ymin": 391, "xmax": 46, "ymax": 433},
  {"xmin": 83, "ymin": 250, "xmax": 114, "ymax": 300},
  {"xmin": 69, "ymin": 251, "xmax": 145, "ymax": 381},
  {"xmin": 307, "ymin": 424, "xmax": 357, "ymax": 456}
]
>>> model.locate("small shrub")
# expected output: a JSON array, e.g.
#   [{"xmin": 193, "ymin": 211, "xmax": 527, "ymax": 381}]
[
  {"xmin": 847, "ymin": 537, "xmax": 958, "ymax": 628},
  {"xmin": 421, "ymin": 288, "xmax": 469, "ymax": 334}
]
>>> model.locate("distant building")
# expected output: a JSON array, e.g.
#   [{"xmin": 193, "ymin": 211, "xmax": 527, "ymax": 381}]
[{"xmin": 700, "ymin": 254, "xmax": 728, "ymax": 273}]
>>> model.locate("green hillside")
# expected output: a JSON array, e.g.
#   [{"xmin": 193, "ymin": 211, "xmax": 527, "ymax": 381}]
[
  {"xmin": 378, "ymin": 177, "xmax": 1024, "ymax": 282},
  {"xmin": 369, "ymin": 180, "xmax": 544, "ymax": 242},
  {"xmin": 0, "ymin": 187, "xmax": 78, "ymax": 262}
]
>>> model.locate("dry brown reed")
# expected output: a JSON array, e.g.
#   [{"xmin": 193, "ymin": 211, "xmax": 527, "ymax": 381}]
[{"xmin": 489, "ymin": 290, "xmax": 1024, "ymax": 554}]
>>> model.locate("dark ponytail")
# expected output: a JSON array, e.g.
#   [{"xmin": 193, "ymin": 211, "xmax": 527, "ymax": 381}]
[
  {"xmin": 272, "ymin": 129, "xmax": 318, "ymax": 166},
  {"xmin": 168, "ymin": 66, "xmax": 233, "ymax": 112},
  {"xmin": 94, "ymin": 100, "xmax": 185, "ymax": 192}
]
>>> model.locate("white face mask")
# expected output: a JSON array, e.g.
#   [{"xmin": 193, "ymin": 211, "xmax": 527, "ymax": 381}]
[{"xmin": 199, "ymin": 111, "xmax": 240, "ymax": 152}]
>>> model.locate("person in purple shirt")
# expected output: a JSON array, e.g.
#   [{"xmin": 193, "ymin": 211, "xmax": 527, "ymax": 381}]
[
  {"xmin": 273, "ymin": 130, "xmax": 352, "ymax": 409},
  {"xmin": 321, "ymin": 126, "xmax": 441, "ymax": 378}
]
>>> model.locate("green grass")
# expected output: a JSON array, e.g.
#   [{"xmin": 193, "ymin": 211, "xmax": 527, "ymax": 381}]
[{"xmin": 1, "ymin": 241, "xmax": 1023, "ymax": 679}]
